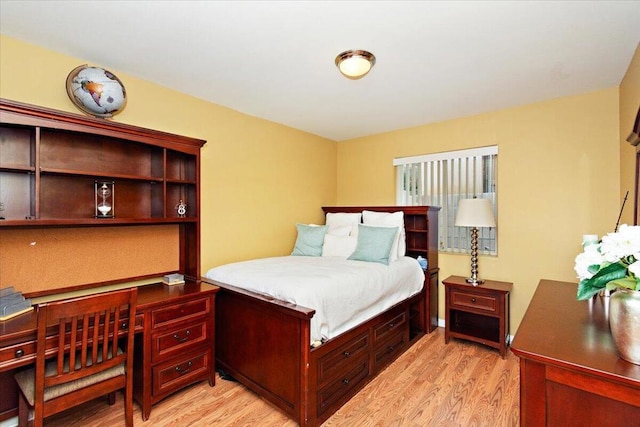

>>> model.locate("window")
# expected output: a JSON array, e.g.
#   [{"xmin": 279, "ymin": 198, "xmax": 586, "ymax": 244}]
[{"xmin": 394, "ymin": 146, "xmax": 498, "ymax": 255}]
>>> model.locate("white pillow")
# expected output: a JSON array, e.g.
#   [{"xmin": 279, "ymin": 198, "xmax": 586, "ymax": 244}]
[
  {"xmin": 362, "ymin": 210, "xmax": 406, "ymax": 262},
  {"xmin": 325, "ymin": 212, "xmax": 362, "ymax": 237},
  {"xmin": 326, "ymin": 224, "xmax": 352, "ymax": 237},
  {"xmin": 322, "ymin": 234, "xmax": 358, "ymax": 257}
]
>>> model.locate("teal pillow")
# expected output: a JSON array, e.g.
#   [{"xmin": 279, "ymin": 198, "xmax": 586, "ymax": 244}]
[
  {"xmin": 348, "ymin": 224, "xmax": 399, "ymax": 265},
  {"xmin": 291, "ymin": 224, "xmax": 328, "ymax": 256}
]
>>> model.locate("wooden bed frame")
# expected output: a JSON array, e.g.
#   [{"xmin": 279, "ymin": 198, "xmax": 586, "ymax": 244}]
[{"xmin": 202, "ymin": 206, "xmax": 439, "ymax": 426}]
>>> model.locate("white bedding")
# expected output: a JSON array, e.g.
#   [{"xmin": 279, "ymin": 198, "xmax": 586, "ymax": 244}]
[{"xmin": 204, "ymin": 256, "xmax": 424, "ymax": 343}]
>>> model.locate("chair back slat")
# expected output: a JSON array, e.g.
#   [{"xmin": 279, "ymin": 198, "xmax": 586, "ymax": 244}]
[
  {"xmin": 92, "ymin": 311, "xmax": 100, "ymax": 368},
  {"xmin": 111, "ymin": 307, "xmax": 120, "ymax": 360},
  {"xmin": 35, "ymin": 289, "xmax": 136, "ymax": 389},
  {"xmin": 56, "ymin": 322, "xmax": 65, "ymax": 375},
  {"xmin": 68, "ymin": 316, "xmax": 77, "ymax": 372},
  {"xmin": 80, "ymin": 314, "xmax": 90, "ymax": 369},
  {"xmin": 103, "ymin": 309, "xmax": 111, "ymax": 363}
]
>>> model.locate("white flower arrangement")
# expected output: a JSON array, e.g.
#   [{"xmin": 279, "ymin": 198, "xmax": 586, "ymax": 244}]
[{"xmin": 574, "ymin": 224, "xmax": 640, "ymax": 300}]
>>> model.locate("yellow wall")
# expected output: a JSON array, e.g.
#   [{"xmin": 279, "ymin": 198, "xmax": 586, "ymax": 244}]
[
  {"xmin": 620, "ymin": 43, "xmax": 640, "ymax": 225},
  {"xmin": 0, "ymin": 35, "xmax": 337, "ymax": 290},
  {"xmin": 337, "ymin": 88, "xmax": 621, "ymax": 333},
  {"xmin": 1, "ymin": 34, "xmax": 635, "ymax": 336}
]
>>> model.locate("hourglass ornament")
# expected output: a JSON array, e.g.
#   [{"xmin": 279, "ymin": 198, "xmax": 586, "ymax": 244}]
[{"xmin": 95, "ymin": 181, "xmax": 115, "ymax": 218}]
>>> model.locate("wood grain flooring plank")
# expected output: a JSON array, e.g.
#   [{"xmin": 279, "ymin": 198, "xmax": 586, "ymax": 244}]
[{"xmin": 42, "ymin": 328, "xmax": 519, "ymax": 426}]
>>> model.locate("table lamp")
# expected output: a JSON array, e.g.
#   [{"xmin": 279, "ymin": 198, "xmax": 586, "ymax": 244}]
[{"xmin": 455, "ymin": 198, "xmax": 496, "ymax": 285}]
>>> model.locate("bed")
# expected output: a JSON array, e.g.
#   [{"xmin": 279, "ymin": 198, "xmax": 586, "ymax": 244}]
[{"xmin": 201, "ymin": 206, "xmax": 439, "ymax": 426}]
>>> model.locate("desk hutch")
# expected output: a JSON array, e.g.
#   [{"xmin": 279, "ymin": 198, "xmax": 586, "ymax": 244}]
[{"xmin": 0, "ymin": 99, "xmax": 216, "ymax": 421}]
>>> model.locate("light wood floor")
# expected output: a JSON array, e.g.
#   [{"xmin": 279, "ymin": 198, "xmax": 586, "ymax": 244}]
[{"xmin": 43, "ymin": 328, "xmax": 520, "ymax": 426}]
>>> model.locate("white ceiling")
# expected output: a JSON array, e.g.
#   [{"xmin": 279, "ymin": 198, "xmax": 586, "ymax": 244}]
[{"xmin": 1, "ymin": 1, "xmax": 639, "ymax": 141}]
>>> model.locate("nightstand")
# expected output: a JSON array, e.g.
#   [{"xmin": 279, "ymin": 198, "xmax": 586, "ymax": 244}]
[{"xmin": 443, "ymin": 275, "xmax": 512, "ymax": 358}]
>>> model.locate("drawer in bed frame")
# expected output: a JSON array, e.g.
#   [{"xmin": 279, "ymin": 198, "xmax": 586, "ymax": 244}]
[{"xmin": 312, "ymin": 303, "xmax": 413, "ymax": 423}]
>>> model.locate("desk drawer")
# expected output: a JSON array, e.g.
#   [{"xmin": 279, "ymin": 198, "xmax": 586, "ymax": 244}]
[
  {"xmin": 152, "ymin": 349, "xmax": 211, "ymax": 397},
  {"xmin": 151, "ymin": 297, "xmax": 211, "ymax": 330},
  {"xmin": 0, "ymin": 342, "xmax": 35, "ymax": 369},
  {"xmin": 152, "ymin": 321, "xmax": 209, "ymax": 363},
  {"xmin": 450, "ymin": 290, "xmax": 497, "ymax": 313}
]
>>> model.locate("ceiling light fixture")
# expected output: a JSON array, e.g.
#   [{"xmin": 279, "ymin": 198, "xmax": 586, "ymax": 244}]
[{"xmin": 335, "ymin": 50, "xmax": 376, "ymax": 80}]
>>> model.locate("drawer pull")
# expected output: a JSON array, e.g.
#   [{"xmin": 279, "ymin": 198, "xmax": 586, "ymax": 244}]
[
  {"xmin": 175, "ymin": 361, "xmax": 193, "ymax": 375},
  {"xmin": 471, "ymin": 298, "xmax": 476, "ymax": 303},
  {"xmin": 388, "ymin": 323, "xmax": 395, "ymax": 328},
  {"xmin": 15, "ymin": 349, "xmax": 24, "ymax": 358},
  {"xmin": 387, "ymin": 346, "xmax": 395, "ymax": 354},
  {"xmin": 120, "ymin": 322, "xmax": 128, "ymax": 329},
  {"xmin": 342, "ymin": 379, "xmax": 349, "ymax": 386},
  {"xmin": 173, "ymin": 330, "xmax": 191, "ymax": 342},
  {"xmin": 343, "ymin": 351, "xmax": 351, "ymax": 358}
]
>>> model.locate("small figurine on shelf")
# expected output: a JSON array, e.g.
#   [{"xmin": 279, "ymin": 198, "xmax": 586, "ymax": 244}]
[{"xmin": 175, "ymin": 199, "xmax": 187, "ymax": 218}]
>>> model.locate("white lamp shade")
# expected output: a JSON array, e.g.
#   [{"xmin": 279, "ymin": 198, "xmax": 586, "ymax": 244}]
[{"xmin": 455, "ymin": 198, "xmax": 496, "ymax": 228}]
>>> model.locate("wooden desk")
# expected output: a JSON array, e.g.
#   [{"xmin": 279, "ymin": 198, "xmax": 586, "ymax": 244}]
[
  {"xmin": 0, "ymin": 281, "xmax": 218, "ymax": 421},
  {"xmin": 511, "ymin": 280, "xmax": 640, "ymax": 426}
]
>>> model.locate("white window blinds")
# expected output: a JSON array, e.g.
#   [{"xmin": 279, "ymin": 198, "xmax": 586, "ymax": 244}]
[{"xmin": 394, "ymin": 146, "xmax": 498, "ymax": 254}]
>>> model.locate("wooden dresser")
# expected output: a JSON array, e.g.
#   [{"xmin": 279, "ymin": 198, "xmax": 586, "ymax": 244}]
[{"xmin": 511, "ymin": 279, "xmax": 640, "ymax": 426}]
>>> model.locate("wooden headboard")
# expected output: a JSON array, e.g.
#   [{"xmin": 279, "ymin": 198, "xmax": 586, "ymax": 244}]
[{"xmin": 322, "ymin": 206, "xmax": 440, "ymax": 272}]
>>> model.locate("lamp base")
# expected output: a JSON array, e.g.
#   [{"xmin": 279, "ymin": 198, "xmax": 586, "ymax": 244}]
[{"xmin": 465, "ymin": 277, "xmax": 485, "ymax": 286}]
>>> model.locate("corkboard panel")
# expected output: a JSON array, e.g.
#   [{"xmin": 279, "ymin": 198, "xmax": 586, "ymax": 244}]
[{"xmin": 0, "ymin": 225, "xmax": 179, "ymax": 294}]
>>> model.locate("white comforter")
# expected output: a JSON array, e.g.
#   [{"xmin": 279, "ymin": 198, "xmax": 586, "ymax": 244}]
[{"xmin": 204, "ymin": 256, "xmax": 424, "ymax": 343}]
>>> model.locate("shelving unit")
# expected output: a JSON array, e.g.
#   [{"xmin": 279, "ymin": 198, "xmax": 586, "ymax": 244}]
[
  {"xmin": 402, "ymin": 206, "xmax": 440, "ymax": 336},
  {"xmin": 0, "ymin": 98, "xmax": 206, "ymax": 281}
]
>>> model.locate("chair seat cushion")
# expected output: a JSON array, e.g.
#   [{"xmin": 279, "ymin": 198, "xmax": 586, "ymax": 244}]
[{"xmin": 15, "ymin": 347, "xmax": 124, "ymax": 406}]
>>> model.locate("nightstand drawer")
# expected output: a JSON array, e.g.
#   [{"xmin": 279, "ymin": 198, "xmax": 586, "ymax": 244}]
[
  {"xmin": 450, "ymin": 290, "xmax": 497, "ymax": 313},
  {"xmin": 152, "ymin": 349, "xmax": 212, "ymax": 397},
  {"xmin": 151, "ymin": 297, "xmax": 211, "ymax": 329},
  {"xmin": 152, "ymin": 321, "xmax": 209, "ymax": 363},
  {"xmin": 317, "ymin": 332, "xmax": 369, "ymax": 386}
]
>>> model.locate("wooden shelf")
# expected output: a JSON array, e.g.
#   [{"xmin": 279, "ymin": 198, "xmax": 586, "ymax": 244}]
[
  {"xmin": 39, "ymin": 167, "xmax": 164, "ymax": 182},
  {"xmin": 0, "ymin": 98, "xmax": 205, "ymax": 282},
  {"xmin": 0, "ymin": 98, "xmax": 204, "ymax": 227},
  {"xmin": 0, "ymin": 165, "xmax": 35, "ymax": 173}
]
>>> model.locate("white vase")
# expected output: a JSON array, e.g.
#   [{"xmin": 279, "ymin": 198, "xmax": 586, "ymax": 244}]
[{"xmin": 609, "ymin": 289, "xmax": 640, "ymax": 365}]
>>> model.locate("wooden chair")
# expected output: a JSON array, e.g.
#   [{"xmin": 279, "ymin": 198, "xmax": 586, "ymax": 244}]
[{"xmin": 14, "ymin": 288, "xmax": 137, "ymax": 427}]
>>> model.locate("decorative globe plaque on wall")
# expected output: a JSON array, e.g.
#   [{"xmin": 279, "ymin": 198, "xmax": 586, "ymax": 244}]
[{"xmin": 66, "ymin": 65, "xmax": 127, "ymax": 118}]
